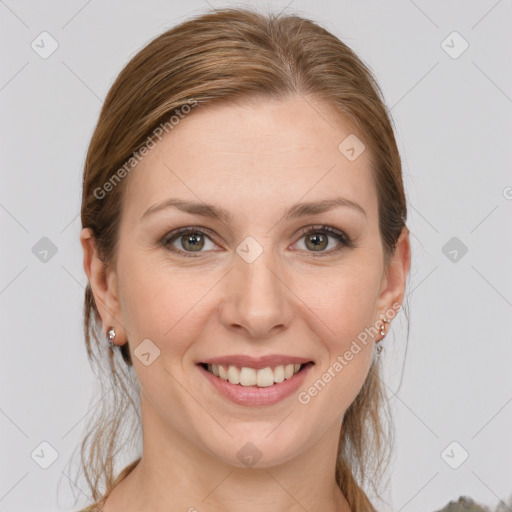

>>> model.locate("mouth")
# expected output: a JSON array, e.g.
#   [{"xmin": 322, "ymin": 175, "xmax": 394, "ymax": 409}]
[
  {"xmin": 197, "ymin": 361, "xmax": 314, "ymax": 388},
  {"xmin": 196, "ymin": 360, "xmax": 315, "ymax": 406}
]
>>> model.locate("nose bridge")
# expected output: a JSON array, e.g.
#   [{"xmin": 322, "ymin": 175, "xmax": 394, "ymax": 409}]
[{"xmin": 221, "ymin": 236, "xmax": 291, "ymax": 337}]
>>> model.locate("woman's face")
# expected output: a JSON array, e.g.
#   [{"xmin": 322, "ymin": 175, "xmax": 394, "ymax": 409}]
[{"xmin": 84, "ymin": 94, "xmax": 409, "ymax": 469}]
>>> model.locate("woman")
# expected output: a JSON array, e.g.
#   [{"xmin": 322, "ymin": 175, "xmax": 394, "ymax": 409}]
[{"xmin": 75, "ymin": 6, "xmax": 411, "ymax": 512}]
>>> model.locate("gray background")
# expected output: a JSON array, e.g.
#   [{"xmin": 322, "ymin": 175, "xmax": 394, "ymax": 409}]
[{"xmin": 1, "ymin": 1, "xmax": 511, "ymax": 511}]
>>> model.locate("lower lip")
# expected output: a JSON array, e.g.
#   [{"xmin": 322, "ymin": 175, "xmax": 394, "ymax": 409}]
[{"xmin": 197, "ymin": 363, "xmax": 314, "ymax": 406}]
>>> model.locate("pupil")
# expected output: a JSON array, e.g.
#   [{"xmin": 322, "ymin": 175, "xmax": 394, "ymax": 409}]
[
  {"xmin": 307, "ymin": 233, "xmax": 327, "ymax": 251},
  {"xmin": 184, "ymin": 233, "xmax": 204, "ymax": 251}
]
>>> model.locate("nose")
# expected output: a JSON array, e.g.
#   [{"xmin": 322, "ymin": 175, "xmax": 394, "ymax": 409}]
[{"xmin": 219, "ymin": 246, "xmax": 293, "ymax": 339}]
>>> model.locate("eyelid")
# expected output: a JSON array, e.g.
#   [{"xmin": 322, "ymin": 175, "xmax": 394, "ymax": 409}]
[
  {"xmin": 160, "ymin": 224, "xmax": 352, "ymax": 257},
  {"xmin": 294, "ymin": 224, "xmax": 351, "ymax": 245},
  {"xmin": 161, "ymin": 226, "xmax": 222, "ymax": 253}
]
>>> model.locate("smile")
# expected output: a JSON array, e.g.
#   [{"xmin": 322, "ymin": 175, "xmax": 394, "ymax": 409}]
[
  {"xmin": 201, "ymin": 362, "xmax": 304, "ymax": 387},
  {"xmin": 196, "ymin": 361, "xmax": 315, "ymax": 406}
]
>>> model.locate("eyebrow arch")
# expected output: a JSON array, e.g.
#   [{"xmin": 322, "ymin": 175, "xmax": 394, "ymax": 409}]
[{"xmin": 140, "ymin": 196, "xmax": 366, "ymax": 223}]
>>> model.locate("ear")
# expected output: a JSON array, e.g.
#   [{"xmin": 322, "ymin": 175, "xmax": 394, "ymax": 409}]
[
  {"xmin": 80, "ymin": 227, "xmax": 125, "ymax": 344},
  {"xmin": 375, "ymin": 225, "xmax": 411, "ymax": 319}
]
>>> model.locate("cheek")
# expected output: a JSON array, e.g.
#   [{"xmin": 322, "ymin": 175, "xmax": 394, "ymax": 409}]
[
  {"xmin": 297, "ymin": 262, "xmax": 379, "ymax": 398},
  {"xmin": 301, "ymin": 260, "xmax": 382, "ymax": 338},
  {"xmin": 299, "ymin": 274, "xmax": 377, "ymax": 418},
  {"xmin": 118, "ymin": 256, "xmax": 214, "ymax": 348}
]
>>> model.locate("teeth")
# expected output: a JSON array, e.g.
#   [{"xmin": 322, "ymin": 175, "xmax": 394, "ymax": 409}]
[
  {"xmin": 256, "ymin": 367, "xmax": 274, "ymax": 387},
  {"xmin": 240, "ymin": 367, "xmax": 257, "ymax": 386},
  {"xmin": 274, "ymin": 365, "xmax": 285, "ymax": 383},
  {"xmin": 218, "ymin": 365, "xmax": 228, "ymax": 380},
  {"xmin": 284, "ymin": 364, "xmax": 294, "ymax": 379},
  {"xmin": 206, "ymin": 362, "xmax": 304, "ymax": 387},
  {"xmin": 227, "ymin": 365, "xmax": 240, "ymax": 384}
]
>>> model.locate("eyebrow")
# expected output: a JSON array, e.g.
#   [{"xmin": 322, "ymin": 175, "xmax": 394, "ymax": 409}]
[{"xmin": 140, "ymin": 196, "xmax": 366, "ymax": 223}]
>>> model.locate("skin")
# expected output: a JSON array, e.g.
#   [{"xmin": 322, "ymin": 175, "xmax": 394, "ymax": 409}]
[{"xmin": 81, "ymin": 94, "xmax": 410, "ymax": 512}]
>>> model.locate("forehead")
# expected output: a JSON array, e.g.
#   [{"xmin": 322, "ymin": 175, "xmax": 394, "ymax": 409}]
[{"xmin": 123, "ymin": 95, "xmax": 377, "ymax": 222}]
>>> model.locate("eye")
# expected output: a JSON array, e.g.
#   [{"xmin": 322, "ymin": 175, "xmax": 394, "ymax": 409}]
[
  {"xmin": 292, "ymin": 225, "xmax": 351, "ymax": 255},
  {"xmin": 161, "ymin": 224, "xmax": 352, "ymax": 258},
  {"xmin": 162, "ymin": 227, "xmax": 218, "ymax": 256}
]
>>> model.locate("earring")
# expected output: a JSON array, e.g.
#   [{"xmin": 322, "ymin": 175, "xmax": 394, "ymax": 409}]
[
  {"xmin": 106, "ymin": 327, "xmax": 116, "ymax": 345},
  {"xmin": 379, "ymin": 315, "xmax": 390, "ymax": 338},
  {"xmin": 375, "ymin": 316, "xmax": 390, "ymax": 355}
]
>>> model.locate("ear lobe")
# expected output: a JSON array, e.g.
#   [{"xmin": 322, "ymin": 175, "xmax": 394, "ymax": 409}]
[
  {"xmin": 80, "ymin": 228, "xmax": 123, "ymax": 338},
  {"xmin": 377, "ymin": 226, "xmax": 411, "ymax": 313}
]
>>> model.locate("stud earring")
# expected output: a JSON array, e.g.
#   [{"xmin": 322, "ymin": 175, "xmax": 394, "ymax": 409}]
[
  {"xmin": 375, "ymin": 316, "xmax": 390, "ymax": 355},
  {"xmin": 379, "ymin": 315, "xmax": 390, "ymax": 338},
  {"xmin": 106, "ymin": 327, "xmax": 116, "ymax": 345}
]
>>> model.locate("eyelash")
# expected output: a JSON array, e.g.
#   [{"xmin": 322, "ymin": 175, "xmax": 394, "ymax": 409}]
[{"xmin": 160, "ymin": 224, "xmax": 352, "ymax": 258}]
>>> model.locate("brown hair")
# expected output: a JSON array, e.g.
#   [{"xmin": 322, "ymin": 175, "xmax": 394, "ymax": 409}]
[{"xmin": 69, "ymin": 6, "xmax": 409, "ymax": 511}]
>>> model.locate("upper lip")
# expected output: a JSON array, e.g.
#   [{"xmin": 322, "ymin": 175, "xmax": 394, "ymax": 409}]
[{"xmin": 198, "ymin": 354, "xmax": 313, "ymax": 369}]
